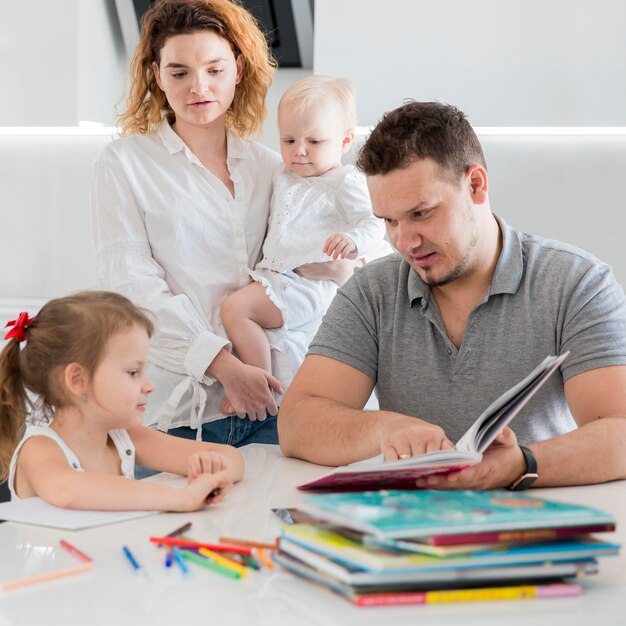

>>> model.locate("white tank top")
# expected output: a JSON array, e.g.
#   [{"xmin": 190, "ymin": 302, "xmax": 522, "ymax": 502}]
[{"xmin": 8, "ymin": 424, "xmax": 136, "ymax": 500}]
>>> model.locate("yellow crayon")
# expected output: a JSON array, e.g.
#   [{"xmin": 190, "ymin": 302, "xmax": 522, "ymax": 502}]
[{"xmin": 198, "ymin": 547, "xmax": 248, "ymax": 578}]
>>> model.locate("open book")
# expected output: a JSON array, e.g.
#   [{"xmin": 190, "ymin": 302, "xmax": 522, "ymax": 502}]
[{"xmin": 298, "ymin": 352, "xmax": 568, "ymax": 491}]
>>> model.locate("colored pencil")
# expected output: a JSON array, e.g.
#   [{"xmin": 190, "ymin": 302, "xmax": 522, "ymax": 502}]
[
  {"xmin": 240, "ymin": 554, "xmax": 261, "ymax": 570},
  {"xmin": 171, "ymin": 547, "xmax": 189, "ymax": 576},
  {"xmin": 218, "ymin": 536, "xmax": 278, "ymax": 550},
  {"xmin": 164, "ymin": 547, "xmax": 173, "ymax": 568},
  {"xmin": 59, "ymin": 539, "xmax": 93, "ymax": 563},
  {"xmin": 256, "ymin": 548, "xmax": 273, "ymax": 569},
  {"xmin": 149, "ymin": 536, "xmax": 252, "ymax": 555},
  {"xmin": 122, "ymin": 545, "xmax": 141, "ymax": 571},
  {"xmin": 180, "ymin": 550, "xmax": 241, "ymax": 580},
  {"xmin": 198, "ymin": 548, "xmax": 248, "ymax": 578},
  {"xmin": 1, "ymin": 562, "xmax": 93, "ymax": 591},
  {"xmin": 165, "ymin": 522, "xmax": 193, "ymax": 538}
]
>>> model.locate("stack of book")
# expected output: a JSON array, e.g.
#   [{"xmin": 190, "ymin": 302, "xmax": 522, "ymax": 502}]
[{"xmin": 273, "ymin": 490, "xmax": 619, "ymax": 606}]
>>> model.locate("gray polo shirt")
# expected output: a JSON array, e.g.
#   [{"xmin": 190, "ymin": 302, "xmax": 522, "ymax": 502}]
[{"xmin": 308, "ymin": 216, "xmax": 626, "ymax": 445}]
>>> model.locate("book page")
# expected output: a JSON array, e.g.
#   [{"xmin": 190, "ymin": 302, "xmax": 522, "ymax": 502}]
[
  {"xmin": 0, "ymin": 498, "xmax": 157, "ymax": 530},
  {"xmin": 454, "ymin": 353, "xmax": 568, "ymax": 454}
]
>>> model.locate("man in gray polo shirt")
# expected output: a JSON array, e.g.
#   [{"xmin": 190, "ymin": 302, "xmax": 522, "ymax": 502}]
[{"xmin": 278, "ymin": 101, "xmax": 626, "ymax": 490}]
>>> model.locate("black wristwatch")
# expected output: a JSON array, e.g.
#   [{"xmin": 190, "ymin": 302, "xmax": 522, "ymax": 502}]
[{"xmin": 509, "ymin": 445, "xmax": 539, "ymax": 491}]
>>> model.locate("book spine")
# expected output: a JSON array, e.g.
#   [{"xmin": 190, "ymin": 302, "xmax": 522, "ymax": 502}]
[
  {"xmin": 430, "ymin": 525, "xmax": 615, "ymax": 546},
  {"xmin": 352, "ymin": 584, "xmax": 583, "ymax": 606},
  {"xmin": 353, "ymin": 592, "xmax": 427, "ymax": 606}
]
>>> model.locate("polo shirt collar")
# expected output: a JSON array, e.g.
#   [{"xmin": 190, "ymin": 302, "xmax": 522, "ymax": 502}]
[
  {"xmin": 490, "ymin": 214, "xmax": 524, "ymax": 296},
  {"xmin": 157, "ymin": 118, "xmax": 250, "ymax": 160},
  {"xmin": 406, "ymin": 213, "xmax": 524, "ymax": 305}
]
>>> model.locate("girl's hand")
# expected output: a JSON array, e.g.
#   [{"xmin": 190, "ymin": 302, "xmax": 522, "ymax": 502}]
[
  {"xmin": 187, "ymin": 451, "xmax": 227, "ymax": 483},
  {"xmin": 323, "ymin": 232, "xmax": 357, "ymax": 260},
  {"xmin": 177, "ymin": 470, "xmax": 233, "ymax": 511}
]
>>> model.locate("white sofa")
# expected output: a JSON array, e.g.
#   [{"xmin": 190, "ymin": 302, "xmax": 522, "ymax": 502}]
[{"xmin": 2, "ymin": 129, "xmax": 626, "ymax": 328}]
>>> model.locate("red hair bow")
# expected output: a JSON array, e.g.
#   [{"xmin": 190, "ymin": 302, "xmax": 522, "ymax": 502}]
[{"xmin": 4, "ymin": 312, "xmax": 35, "ymax": 342}]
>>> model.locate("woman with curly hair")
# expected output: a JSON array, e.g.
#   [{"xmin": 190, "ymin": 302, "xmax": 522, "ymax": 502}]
[{"xmin": 91, "ymin": 0, "xmax": 350, "ymax": 451}]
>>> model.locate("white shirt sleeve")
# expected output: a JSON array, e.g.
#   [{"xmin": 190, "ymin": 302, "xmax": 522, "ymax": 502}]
[
  {"xmin": 336, "ymin": 168, "xmax": 387, "ymax": 259},
  {"xmin": 90, "ymin": 150, "xmax": 229, "ymax": 382}
]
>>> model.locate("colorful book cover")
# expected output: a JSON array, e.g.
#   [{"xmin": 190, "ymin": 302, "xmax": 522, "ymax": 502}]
[
  {"xmin": 281, "ymin": 524, "xmax": 619, "ymax": 572},
  {"xmin": 299, "ymin": 490, "xmax": 616, "ymax": 539}
]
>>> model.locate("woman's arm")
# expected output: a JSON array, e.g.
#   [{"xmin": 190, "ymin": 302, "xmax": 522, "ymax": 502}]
[
  {"xmin": 91, "ymin": 150, "xmax": 229, "ymax": 384},
  {"xmin": 17, "ymin": 437, "xmax": 231, "ymax": 512}
]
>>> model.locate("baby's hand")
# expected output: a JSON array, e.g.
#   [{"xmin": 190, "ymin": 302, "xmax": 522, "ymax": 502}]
[
  {"xmin": 178, "ymin": 470, "xmax": 233, "ymax": 511},
  {"xmin": 323, "ymin": 232, "xmax": 357, "ymax": 260},
  {"xmin": 187, "ymin": 451, "xmax": 227, "ymax": 483}
]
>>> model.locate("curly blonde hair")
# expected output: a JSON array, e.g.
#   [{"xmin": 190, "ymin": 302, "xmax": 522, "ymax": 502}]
[{"xmin": 118, "ymin": 0, "xmax": 276, "ymax": 137}]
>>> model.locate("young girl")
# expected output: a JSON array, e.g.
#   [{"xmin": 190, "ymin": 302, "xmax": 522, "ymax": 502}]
[
  {"xmin": 220, "ymin": 76, "xmax": 388, "ymax": 413},
  {"xmin": 0, "ymin": 291, "xmax": 244, "ymax": 511}
]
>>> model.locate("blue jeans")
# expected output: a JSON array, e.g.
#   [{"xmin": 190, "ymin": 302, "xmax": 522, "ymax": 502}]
[{"xmin": 135, "ymin": 414, "xmax": 278, "ymax": 479}]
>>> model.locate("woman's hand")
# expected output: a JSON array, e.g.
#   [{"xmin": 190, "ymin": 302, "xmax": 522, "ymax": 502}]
[
  {"xmin": 207, "ymin": 350, "xmax": 283, "ymax": 421},
  {"xmin": 295, "ymin": 258, "xmax": 363, "ymax": 286}
]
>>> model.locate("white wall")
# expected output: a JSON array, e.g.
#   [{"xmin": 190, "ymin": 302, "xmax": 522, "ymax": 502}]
[
  {"xmin": 314, "ymin": 0, "xmax": 626, "ymax": 126},
  {"xmin": 3, "ymin": 0, "xmax": 626, "ymax": 321},
  {"xmin": 0, "ymin": 0, "xmax": 126, "ymax": 126}
]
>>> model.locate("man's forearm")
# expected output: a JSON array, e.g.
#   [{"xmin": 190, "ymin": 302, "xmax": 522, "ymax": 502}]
[
  {"xmin": 530, "ymin": 416, "xmax": 626, "ymax": 487},
  {"xmin": 279, "ymin": 396, "xmax": 393, "ymax": 465}
]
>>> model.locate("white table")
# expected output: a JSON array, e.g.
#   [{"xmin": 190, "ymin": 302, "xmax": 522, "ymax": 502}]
[{"xmin": 1, "ymin": 444, "xmax": 625, "ymax": 626}]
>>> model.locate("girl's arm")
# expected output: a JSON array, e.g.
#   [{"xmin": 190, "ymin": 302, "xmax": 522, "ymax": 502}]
[
  {"xmin": 16, "ymin": 437, "xmax": 231, "ymax": 512},
  {"xmin": 129, "ymin": 427, "xmax": 245, "ymax": 482}
]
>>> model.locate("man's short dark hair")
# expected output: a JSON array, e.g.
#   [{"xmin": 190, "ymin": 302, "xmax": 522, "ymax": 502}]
[{"xmin": 356, "ymin": 101, "xmax": 487, "ymax": 182}]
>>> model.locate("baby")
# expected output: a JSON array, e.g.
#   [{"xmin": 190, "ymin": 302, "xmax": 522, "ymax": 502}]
[{"xmin": 220, "ymin": 76, "xmax": 387, "ymax": 415}]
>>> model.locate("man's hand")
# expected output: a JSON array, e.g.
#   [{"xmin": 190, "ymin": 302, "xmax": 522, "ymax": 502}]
[
  {"xmin": 380, "ymin": 415, "xmax": 454, "ymax": 461},
  {"xmin": 414, "ymin": 427, "xmax": 526, "ymax": 490}
]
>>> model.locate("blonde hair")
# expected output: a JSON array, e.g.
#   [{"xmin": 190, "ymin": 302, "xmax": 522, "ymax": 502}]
[
  {"xmin": 279, "ymin": 75, "xmax": 357, "ymax": 131},
  {"xmin": 118, "ymin": 0, "xmax": 276, "ymax": 137},
  {"xmin": 0, "ymin": 291, "xmax": 154, "ymax": 481}
]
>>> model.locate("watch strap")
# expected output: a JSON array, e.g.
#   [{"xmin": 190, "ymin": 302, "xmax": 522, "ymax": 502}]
[{"xmin": 509, "ymin": 445, "xmax": 539, "ymax": 491}]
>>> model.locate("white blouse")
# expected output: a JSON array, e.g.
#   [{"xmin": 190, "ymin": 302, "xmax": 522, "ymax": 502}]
[{"xmin": 90, "ymin": 120, "xmax": 309, "ymax": 433}]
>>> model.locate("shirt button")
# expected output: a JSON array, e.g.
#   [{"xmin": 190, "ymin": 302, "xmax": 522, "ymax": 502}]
[
  {"xmin": 447, "ymin": 349, "xmax": 452, "ymax": 355},
  {"xmin": 72, "ymin": 462, "xmax": 79, "ymax": 469},
  {"xmin": 125, "ymin": 449, "xmax": 133, "ymax": 456}
]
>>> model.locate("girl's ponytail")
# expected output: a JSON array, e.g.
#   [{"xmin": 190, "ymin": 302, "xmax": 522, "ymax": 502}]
[
  {"xmin": 0, "ymin": 338, "xmax": 29, "ymax": 482},
  {"xmin": 0, "ymin": 291, "xmax": 154, "ymax": 483}
]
